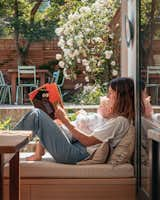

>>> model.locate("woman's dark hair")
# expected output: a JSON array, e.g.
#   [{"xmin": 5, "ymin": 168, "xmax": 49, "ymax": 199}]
[{"xmin": 109, "ymin": 77, "xmax": 135, "ymax": 121}]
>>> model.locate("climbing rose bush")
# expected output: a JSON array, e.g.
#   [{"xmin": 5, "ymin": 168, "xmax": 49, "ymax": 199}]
[{"xmin": 55, "ymin": 0, "xmax": 119, "ymax": 83}]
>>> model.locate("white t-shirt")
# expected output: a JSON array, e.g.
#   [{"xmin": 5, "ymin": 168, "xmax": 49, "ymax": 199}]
[{"xmin": 60, "ymin": 112, "xmax": 130, "ymax": 154}]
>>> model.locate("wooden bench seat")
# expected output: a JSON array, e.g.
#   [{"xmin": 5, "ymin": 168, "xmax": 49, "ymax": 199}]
[{"xmin": 4, "ymin": 152, "xmax": 136, "ymax": 200}]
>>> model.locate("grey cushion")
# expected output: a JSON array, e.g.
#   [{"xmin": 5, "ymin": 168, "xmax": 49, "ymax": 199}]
[
  {"xmin": 4, "ymin": 152, "xmax": 134, "ymax": 178},
  {"xmin": 108, "ymin": 125, "xmax": 135, "ymax": 166},
  {"xmin": 77, "ymin": 142, "xmax": 110, "ymax": 165}
]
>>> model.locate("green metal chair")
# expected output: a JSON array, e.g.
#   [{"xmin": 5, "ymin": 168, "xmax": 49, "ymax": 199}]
[
  {"xmin": 53, "ymin": 70, "xmax": 65, "ymax": 98},
  {"xmin": 16, "ymin": 66, "xmax": 38, "ymax": 104},
  {"xmin": 0, "ymin": 71, "xmax": 11, "ymax": 104}
]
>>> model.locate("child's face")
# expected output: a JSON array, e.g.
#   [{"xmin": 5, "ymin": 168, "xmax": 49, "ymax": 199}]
[{"xmin": 98, "ymin": 96, "xmax": 109, "ymax": 117}]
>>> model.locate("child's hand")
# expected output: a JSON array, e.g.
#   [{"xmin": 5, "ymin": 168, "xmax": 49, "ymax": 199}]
[{"xmin": 143, "ymin": 96, "xmax": 153, "ymax": 118}]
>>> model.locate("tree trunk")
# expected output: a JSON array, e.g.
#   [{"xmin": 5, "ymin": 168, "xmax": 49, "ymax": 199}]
[
  {"xmin": 17, "ymin": 50, "xmax": 28, "ymax": 66},
  {"xmin": 14, "ymin": 0, "xmax": 43, "ymax": 66}
]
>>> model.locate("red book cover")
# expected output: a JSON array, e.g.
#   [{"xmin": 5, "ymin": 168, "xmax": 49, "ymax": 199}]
[{"xmin": 29, "ymin": 83, "xmax": 63, "ymax": 120}]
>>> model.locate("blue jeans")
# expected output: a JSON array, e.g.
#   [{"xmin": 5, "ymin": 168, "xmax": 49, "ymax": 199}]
[{"xmin": 14, "ymin": 108, "xmax": 89, "ymax": 164}]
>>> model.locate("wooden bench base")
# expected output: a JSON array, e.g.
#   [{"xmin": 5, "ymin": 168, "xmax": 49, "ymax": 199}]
[{"xmin": 4, "ymin": 178, "xmax": 136, "ymax": 200}]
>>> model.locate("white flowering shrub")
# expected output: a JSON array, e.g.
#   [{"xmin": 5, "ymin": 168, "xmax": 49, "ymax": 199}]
[
  {"xmin": 55, "ymin": 0, "xmax": 120, "ymax": 84},
  {"xmin": 70, "ymin": 83, "xmax": 107, "ymax": 105}
]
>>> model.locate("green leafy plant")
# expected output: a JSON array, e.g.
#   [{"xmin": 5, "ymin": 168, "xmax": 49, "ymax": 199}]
[
  {"xmin": 65, "ymin": 108, "xmax": 78, "ymax": 121},
  {"xmin": 67, "ymin": 112, "xmax": 77, "ymax": 121},
  {"xmin": 0, "ymin": 118, "xmax": 12, "ymax": 130}
]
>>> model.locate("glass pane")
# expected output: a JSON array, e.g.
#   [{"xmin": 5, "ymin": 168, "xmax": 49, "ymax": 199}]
[
  {"xmin": 141, "ymin": 0, "xmax": 160, "ymax": 105},
  {"xmin": 140, "ymin": 0, "xmax": 160, "ymax": 198}
]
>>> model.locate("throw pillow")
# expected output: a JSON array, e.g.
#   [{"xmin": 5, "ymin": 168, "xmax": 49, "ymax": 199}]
[
  {"xmin": 107, "ymin": 125, "xmax": 135, "ymax": 166},
  {"xmin": 77, "ymin": 142, "xmax": 110, "ymax": 165}
]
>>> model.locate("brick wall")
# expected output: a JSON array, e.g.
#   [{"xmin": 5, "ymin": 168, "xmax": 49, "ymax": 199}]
[
  {"xmin": 0, "ymin": 39, "xmax": 85, "ymax": 89},
  {"xmin": 0, "ymin": 39, "xmax": 60, "ymax": 69}
]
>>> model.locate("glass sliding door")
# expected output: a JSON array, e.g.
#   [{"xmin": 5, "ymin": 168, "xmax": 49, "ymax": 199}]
[{"xmin": 138, "ymin": 0, "xmax": 160, "ymax": 199}]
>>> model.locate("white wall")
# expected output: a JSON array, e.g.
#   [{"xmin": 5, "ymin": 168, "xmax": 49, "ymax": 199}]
[
  {"xmin": 121, "ymin": 0, "xmax": 137, "ymax": 80},
  {"xmin": 127, "ymin": 0, "xmax": 137, "ymax": 80},
  {"xmin": 121, "ymin": 1, "xmax": 128, "ymax": 76}
]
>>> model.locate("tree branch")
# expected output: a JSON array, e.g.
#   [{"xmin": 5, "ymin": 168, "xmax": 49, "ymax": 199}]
[
  {"xmin": 30, "ymin": 0, "xmax": 43, "ymax": 22},
  {"xmin": 14, "ymin": 0, "xmax": 20, "ymax": 51},
  {"xmin": 25, "ymin": 0, "xmax": 43, "ymax": 54}
]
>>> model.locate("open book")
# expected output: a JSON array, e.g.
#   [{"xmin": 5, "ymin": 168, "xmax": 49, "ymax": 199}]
[{"xmin": 29, "ymin": 83, "xmax": 63, "ymax": 120}]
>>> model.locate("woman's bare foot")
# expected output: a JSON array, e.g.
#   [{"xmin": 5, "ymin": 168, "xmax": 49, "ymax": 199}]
[
  {"xmin": 26, "ymin": 154, "xmax": 42, "ymax": 161},
  {"xmin": 26, "ymin": 142, "xmax": 45, "ymax": 161}
]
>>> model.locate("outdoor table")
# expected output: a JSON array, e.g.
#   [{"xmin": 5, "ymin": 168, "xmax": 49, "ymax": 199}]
[
  {"xmin": 7, "ymin": 69, "xmax": 52, "ymax": 103},
  {"xmin": 0, "ymin": 130, "xmax": 32, "ymax": 200}
]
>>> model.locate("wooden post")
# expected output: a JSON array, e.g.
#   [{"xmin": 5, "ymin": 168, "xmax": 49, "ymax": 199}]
[
  {"xmin": 0, "ymin": 154, "xmax": 4, "ymax": 200},
  {"xmin": 10, "ymin": 152, "xmax": 20, "ymax": 200}
]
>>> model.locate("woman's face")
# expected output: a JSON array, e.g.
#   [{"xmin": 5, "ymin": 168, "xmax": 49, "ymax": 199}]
[{"xmin": 107, "ymin": 86, "xmax": 117, "ymax": 104}]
